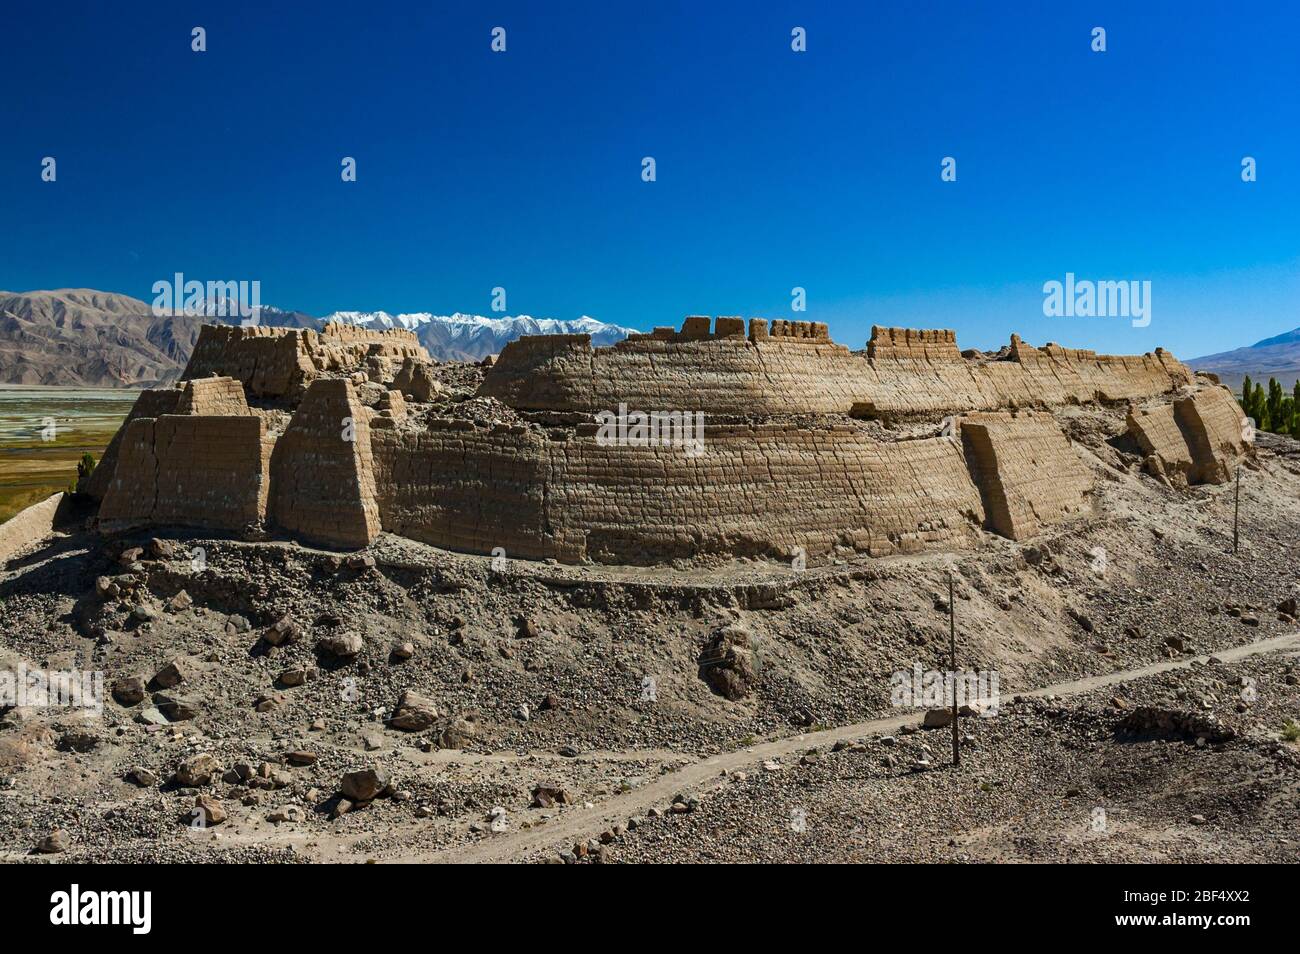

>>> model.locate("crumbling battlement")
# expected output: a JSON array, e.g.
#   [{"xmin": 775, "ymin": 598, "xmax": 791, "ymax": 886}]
[
  {"xmin": 1127, "ymin": 386, "xmax": 1247, "ymax": 486},
  {"xmin": 175, "ymin": 376, "xmax": 250, "ymax": 416},
  {"xmin": 180, "ymin": 323, "xmax": 429, "ymax": 400},
  {"xmin": 867, "ymin": 327, "xmax": 962, "ymax": 363},
  {"xmin": 480, "ymin": 316, "xmax": 1193, "ymax": 417}
]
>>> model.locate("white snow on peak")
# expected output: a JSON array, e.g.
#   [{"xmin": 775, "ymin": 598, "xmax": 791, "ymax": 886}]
[{"xmin": 313, "ymin": 310, "xmax": 640, "ymax": 360}]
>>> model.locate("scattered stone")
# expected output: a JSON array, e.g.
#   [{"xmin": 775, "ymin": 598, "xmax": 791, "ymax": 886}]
[
  {"xmin": 531, "ymin": 784, "xmax": 574, "ymax": 808},
  {"xmin": 439, "ymin": 716, "xmax": 479, "ymax": 749},
  {"xmin": 254, "ymin": 692, "xmax": 286, "ymax": 713},
  {"xmin": 152, "ymin": 691, "xmax": 200, "ymax": 721},
  {"xmin": 923, "ymin": 708, "xmax": 954, "ymax": 728},
  {"xmin": 136, "ymin": 707, "xmax": 169, "ymax": 726},
  {"xmin": 698, "ymin": 622, "xmax": 758, "ymax": 700},
  {"xmin": 165, "ymin": 590, "xmax": 193, "ymax": 612},
  {"xmin": 111, "ymin": 675, "xmax": 146, "ymax": 707},
  {"xmin": 126, "ymin": 767, "xmax": 158, "ymax": 786},
  {"xmin": 148, "ymin": 537, "xmax": 178, "ymax": 559},
  {"xmin": 264, "ymin": 615, "xmax": 304, "ymax": 646},
  {"xmin": 389, "ymin": 689, "xmax": 439, "ymax": 732},
  {"xmin": 35, "ymin": 829, "xmax": 68, "ymax": 854},
  {"xmin": 131, "ymin": 603, "xmax": 159, "ymax": 623},
  {"xmin": 345, "ymin": 553, "xmax": 377, "ymax": 571},
  {"xmin": 341, "ymin": 767, "xmax": 389, "ymax": 803},
  {"xmin": 191, "ymin": 794, "xmax": 227, "ymax": 826},
  {"xmin": 150, "ymin": 659, "xmax": 188, "ymax": 690},
  {"xmin": 175, "ymin": 753, "xmax": 221, "ymax": 786},
  {"xmin": 285, "ymin": 751, "xmax": 317, "ymax": 766},
  {"xmin": 319, "ymin": 632, "xmax": 364, "ymax": 658}
]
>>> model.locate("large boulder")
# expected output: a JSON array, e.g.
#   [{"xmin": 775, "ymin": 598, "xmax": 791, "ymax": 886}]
[
  {"xmin": 388, "ymin": 690, "xmax": 439, "ymax": 731},
  {"xmin": 341, "ymin": 767, "xmax": 389, "ymax": 803},
  {"xmin": 175, "ymin": 753, "xmax": 221, "ymax": 787},
  {"xmin": 698, "ymin": 623, "xmax": 759, "ymax": 701}
]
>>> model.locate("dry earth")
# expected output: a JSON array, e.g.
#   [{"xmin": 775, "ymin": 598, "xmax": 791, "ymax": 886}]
[{"xmin": 0, "ymin": 422, "xmax": 1297, "ymax": 864}]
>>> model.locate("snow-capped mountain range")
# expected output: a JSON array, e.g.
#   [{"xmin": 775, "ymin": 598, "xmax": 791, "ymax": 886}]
[
  {"xmin": 317, "ymin": 311, "xmax": 638, "ymax": 361},
  {"xmin": 161, "ymin": 296, "xmax": 639, "ymax": 361}
]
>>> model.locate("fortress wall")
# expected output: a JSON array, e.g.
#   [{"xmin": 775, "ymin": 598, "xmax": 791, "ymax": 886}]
[
  {"xmin": 866, "ymin": 327, "xmax": 962, "ymax": 363},
  {"xmin": 371, "ymin": 422, "xmax": 985, "ymax": 564},
  {"xmin": 371, "ymin": 423, "xmax": 554, "ymax": 559},
  {"xmin": 1122, "ymin": 387, "xmax": 1246, "ymax": 487},
  {"xmin": 1127, "ymin": 404, "xmax": 1194, "ymax": 482},
  {"xmin": 480, "ymin": 319, "xmax": 1194, "ymax": 417},
  {"xmin": 181, "ymin": 326, "xmax": 315, "ymax": 398},
  {"xmin": 80, "ymin": 387, "xmax": 183, "ymax": 500},
  {"xmin": 181, "ymin": 324, "xmax": 429, "ymax": 399},
  {"xmin": 1174, "ymin": 387, "xmax": 1246, "ymax": 485},
  {"xmin": 546, "ymin": 427, "xmax": 984, "ymax": 563},
  {"xmin": 98, "ymin": 416, "xmax": 272, "ymax": 533},
  {"xmin": 959, "ymin": 412, "xmax": 1094, "ymax": 540},
  {"xmin": 269, "ymin": 379, "xmax": 381, "ymax": 548}
]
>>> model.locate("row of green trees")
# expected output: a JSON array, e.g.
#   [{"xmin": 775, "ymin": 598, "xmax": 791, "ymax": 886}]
[{"xmin": 1239, "ymin": 375, "xmax": 1300, "ymax": 440}]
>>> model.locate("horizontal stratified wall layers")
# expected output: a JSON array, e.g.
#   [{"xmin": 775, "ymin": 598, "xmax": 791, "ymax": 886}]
[
  {"xmin": 960, "ymin": 412, "xmax": 1094, "ymax": 539},
  {"xmin": 369, "ymin": 423, "xmax": 989, "ymax": 564},
  {"xmin": 479, "ymin": 322, "xmax": 1193, "ymax": 418},
  {"xmin": 1127, "ymin": 386, "xmax": 1247, "ymax": 486},
  {"xmin": 98, "ymin": 415, "xmax": 273, "ymax": 534}
]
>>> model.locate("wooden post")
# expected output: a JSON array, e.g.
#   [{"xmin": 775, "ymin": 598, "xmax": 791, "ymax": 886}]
[
  {"xmin": 1233, "ymin": 464, "xmax": 1241, "ymax": 554},
  {"xmin": 949, "ymin": 569, "xmax": 959, "ymax": 768}
]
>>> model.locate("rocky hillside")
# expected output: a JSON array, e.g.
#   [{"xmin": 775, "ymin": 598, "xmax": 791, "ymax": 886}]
[
  {"xmin": 1189, "ymin": 326, "xmax": 1300, "ymax": 392},
  {"xmin": 0, "ymin": 289, "xmax": 204, "ymax": 388}
]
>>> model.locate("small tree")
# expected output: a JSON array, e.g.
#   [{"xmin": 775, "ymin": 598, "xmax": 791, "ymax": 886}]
[
  {"xmin": 77, "ymin": 452, "xmax": 97, "ymax": 482},
  {"xmin": 1267, "ymin": 378, "xmax": 1284, "ymax": 432}
]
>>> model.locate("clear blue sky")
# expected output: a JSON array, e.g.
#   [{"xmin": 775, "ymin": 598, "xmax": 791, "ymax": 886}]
[{"xmin": 2, "ymin": 1, "xmax": 1297, "ymax": 358}]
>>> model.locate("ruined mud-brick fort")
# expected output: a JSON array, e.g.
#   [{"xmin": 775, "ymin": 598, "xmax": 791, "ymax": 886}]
[{"xmin": 79, "ymin": 316, "xmax": 1249, "ymax": 565}]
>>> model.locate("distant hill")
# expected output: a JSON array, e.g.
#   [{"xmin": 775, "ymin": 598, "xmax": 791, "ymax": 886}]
[
  {"xmin": 0, "ymin": 289, "xmax": 638, "ymax": 387},
  {"xmin": 1188, "ymin": 326, "xmax": 1300, "ymax": 393},
  {"xmin": 0, "ymin": 289, "xmax": 205, "ymax": 387}
]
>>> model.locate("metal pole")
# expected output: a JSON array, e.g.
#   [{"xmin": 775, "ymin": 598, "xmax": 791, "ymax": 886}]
[
  {"xmin": 1233, "ymin": 464, "xmax": 1240, "ymax": 554},
  {"xmin": 949, "ymin": 569, "xmax": 959, "ymax": 768}
]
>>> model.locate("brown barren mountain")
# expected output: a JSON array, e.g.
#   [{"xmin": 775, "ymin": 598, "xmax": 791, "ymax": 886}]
[
  {"xmin": 1188, "ymin": 326, "xmax": 1300, "ymax": 393},
  {"xmin": 0, "ymin": 288, "xmax": 204, "ymax": 387}
]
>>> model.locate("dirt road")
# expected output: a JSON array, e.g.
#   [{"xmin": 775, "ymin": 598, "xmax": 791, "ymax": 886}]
[{"xmin": 418, "ymin": 631, "xmax": 1300, "ymax": 863}]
